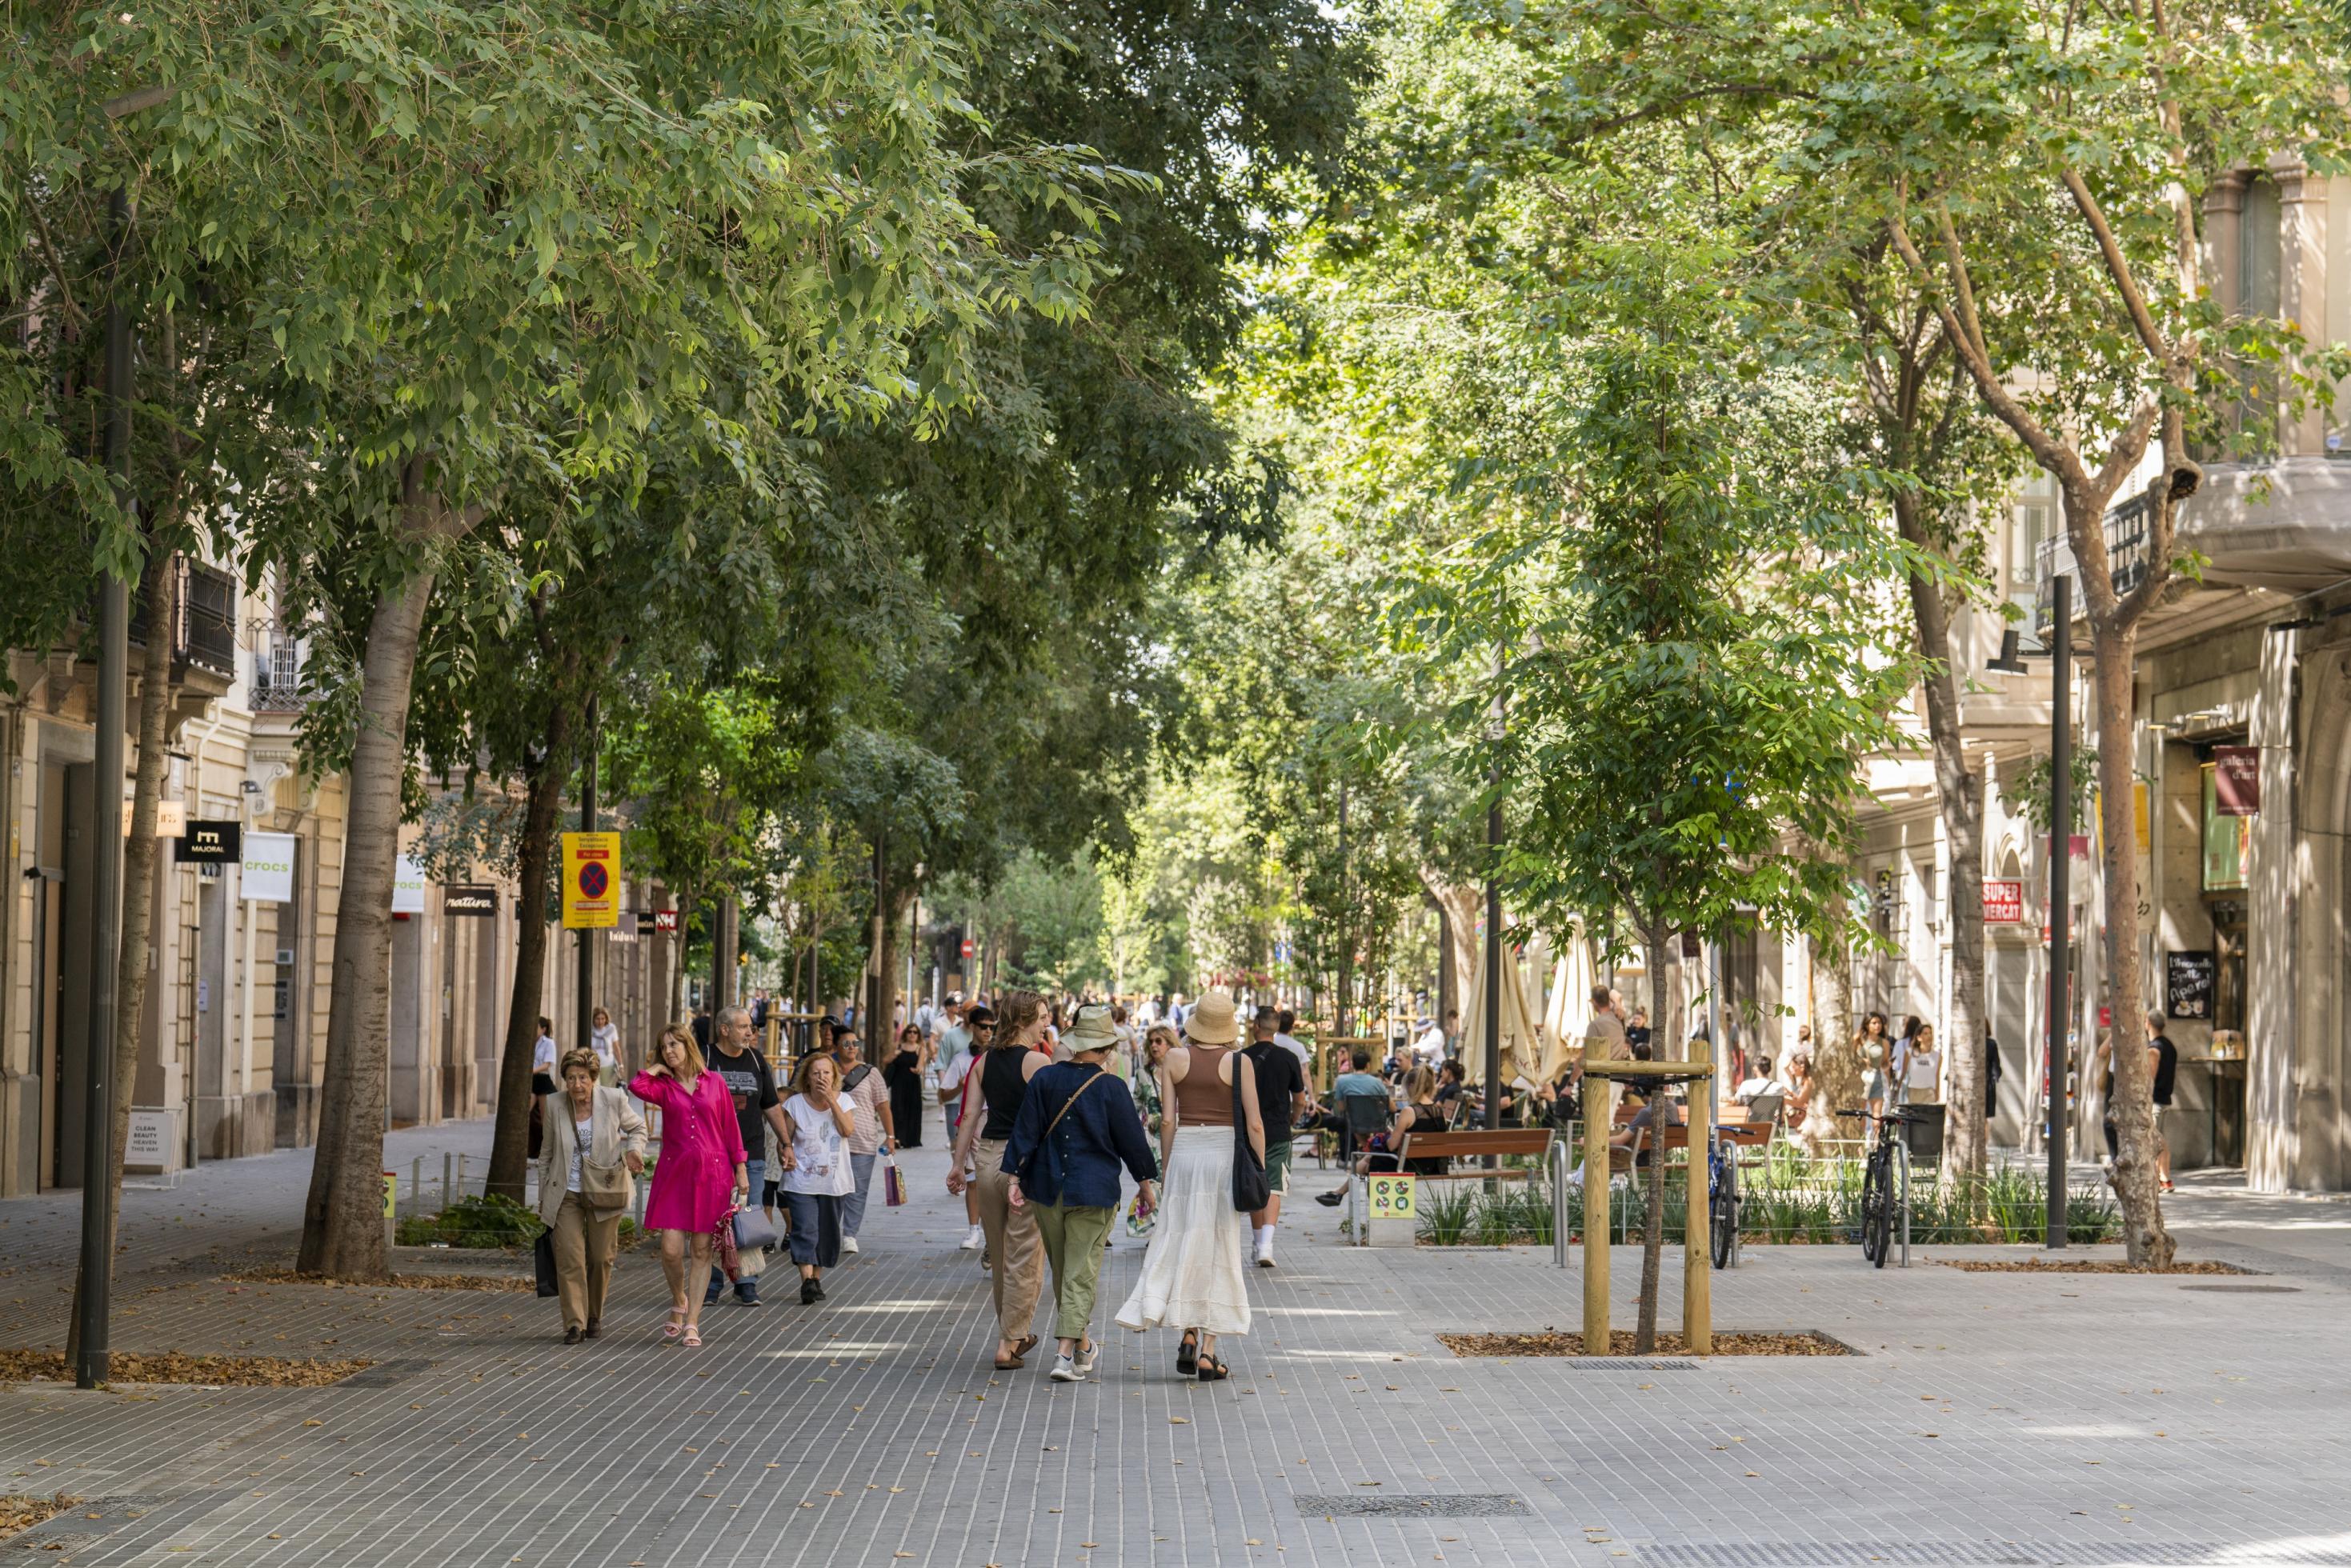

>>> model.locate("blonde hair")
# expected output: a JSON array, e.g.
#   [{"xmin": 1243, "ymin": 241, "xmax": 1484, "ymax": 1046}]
[
  {"xmin": 993, "ymin": 990, "xmax": 1044, "ymax": 1047},
  {"xmin": 1404, "ymin": 1066, "xmax": 1438, "ymax": 1102},
  {"xmin": 787, "ymin": 1050, "xmax": 838, "ymax": 1098},
  {"xmin": 656, "ymin": 1023, "xmax": 704, "ymax": 1076},
  {"xmin": 559, "ymin": 1048, "xmax": 602, "ymax": 1082}
]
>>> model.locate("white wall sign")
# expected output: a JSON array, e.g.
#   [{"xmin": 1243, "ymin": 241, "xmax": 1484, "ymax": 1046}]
[
  {"xmin": 392, "ymin": 855, "xmax": 427, "ymax": 914},
  {"xmin": 242, "ymin": 831, "xmax": 297, "ymax": 903}
]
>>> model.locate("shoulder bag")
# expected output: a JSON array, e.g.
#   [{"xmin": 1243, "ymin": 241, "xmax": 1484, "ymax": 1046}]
[
  {"xmin": 1016, "ymin": 1067, "xmax": 1106, "ymax": 1186},
  {"xmin": 575, "ymin": 1095, "xmax": 632, "ymax": 1212},
  {"xmin": 1229, "ymin": 1054, "xmax": 1270, "ymax": 1213}
]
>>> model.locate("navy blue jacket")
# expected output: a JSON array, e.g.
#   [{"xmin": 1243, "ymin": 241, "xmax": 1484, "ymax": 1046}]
[{"xmin": 1002, "ymin": 1062, "xmax": 1158, "ymax": 1210}]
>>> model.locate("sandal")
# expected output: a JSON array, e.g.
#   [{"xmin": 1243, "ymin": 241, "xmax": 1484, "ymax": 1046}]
[
  {"xmin": 682, "ymin": 1326, "xmax": 703, "ymax": 1348},
  {"xmin": 661, "ymin": 1309, "xmax": 685, "ymax": 1341},
  {"xmin": 1013, "ymin": 1334, "xmax": 1041, "ymax": 1362},
  {"xmin": 1176, "ymin": 1330, "xmax": 1200, "ymax": 1376},
  {"xmin": 1196, "ymin": 1353, "xmax": 1231, "ymax": 1383}
]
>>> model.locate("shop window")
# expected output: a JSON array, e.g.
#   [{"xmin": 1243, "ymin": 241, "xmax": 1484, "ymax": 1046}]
[{"xmin": 2201, "ymin": 763, "xmax": 2249, "ymax": 892}]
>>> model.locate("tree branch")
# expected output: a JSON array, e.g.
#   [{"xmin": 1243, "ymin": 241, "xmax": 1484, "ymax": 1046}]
[{"xmin": 2060, "ymin": 168, "xmax": 2176, "ymax": 370}]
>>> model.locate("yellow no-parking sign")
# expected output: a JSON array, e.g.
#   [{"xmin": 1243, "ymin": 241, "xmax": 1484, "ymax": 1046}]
[{"xmin": 561, "ymin": 832, "xmax": 621, "ymax": 929}]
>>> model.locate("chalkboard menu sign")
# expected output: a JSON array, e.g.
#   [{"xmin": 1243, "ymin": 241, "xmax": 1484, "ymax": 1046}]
[{"xmin": 2166, "ymin": 950, "xmax": 2215, "ymax": 1020}]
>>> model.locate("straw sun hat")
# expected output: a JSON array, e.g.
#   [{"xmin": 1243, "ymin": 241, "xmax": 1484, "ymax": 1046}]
[{"xmin": 1183, "ymin": 988, "xmax": 1240, "ymax": 1046}]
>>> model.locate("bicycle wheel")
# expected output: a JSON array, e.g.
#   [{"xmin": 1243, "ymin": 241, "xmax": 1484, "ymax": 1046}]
[
  {"xmin": 1863, "ymin": 1150, "xmax": 1893, "ymax": 1268},
  {"xmin": 1860, "ymin": 1148, "xmax": 1891, "ymax": 1265},
  {"xmin": 1709, "ymin": 1177, "xmax": 1735, "ymax": 1270}
]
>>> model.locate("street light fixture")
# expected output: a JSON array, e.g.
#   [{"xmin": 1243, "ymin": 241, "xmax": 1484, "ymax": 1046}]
[{"xmin": 1988, "ymin": 574, "xmax": 2073, "ymax": 1249}]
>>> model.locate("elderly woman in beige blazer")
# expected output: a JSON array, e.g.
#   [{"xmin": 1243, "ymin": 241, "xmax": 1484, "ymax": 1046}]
[{"xmin": 537, "ymin": 1048, "xmax": 648, "ymax": 1343}]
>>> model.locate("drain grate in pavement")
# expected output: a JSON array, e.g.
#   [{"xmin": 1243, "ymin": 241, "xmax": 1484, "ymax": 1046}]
[
  {"xmin": 1636, "ymin": 1542, "xmax": 2351, "ymax": 1567},
  {"xmin": 1296, "ymin": 1494, "xmax": 1529, "ymax": 1518},
  {"xmin": 334, "ymin": 1358, "xmax": 434, "ymax": 1387},
  {"xmin": 1566, "ymin": 1358, "xmax": 1700, "ymax": 1370},
  {"xmin": 2178, "ymin": 1283, "xmax": 2301, "ymax": 1294}
]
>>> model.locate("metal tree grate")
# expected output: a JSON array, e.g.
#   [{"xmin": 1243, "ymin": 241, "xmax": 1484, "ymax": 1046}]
[
  {"xmin": 1296, "ymin": 1494, "xmax": 1531, "ymax": 1518},
  {"xmin": 1566, "ymin": 1358, "xmax": 1701, "ymax": 1370},
  {"xmin": 1636, "ymin": 1542, "xmax": 2351, "ymax": 1567}
]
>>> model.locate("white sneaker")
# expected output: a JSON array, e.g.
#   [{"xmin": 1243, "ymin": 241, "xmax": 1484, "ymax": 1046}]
[
  {"xmin": 1073, "ymin": 1339, "xmax": 1099, "ymax": 1376},
  {"xmin": 1255, "ymin": 1236, "xmax": 1276, "ymax": 1269},
  {"xmin": 959, "ymin": 1225, "xmax": 984, "ymax": 1250},
  {"xmin": 841, "ymin": 1235, "xmax": 859, "ymax": 1256},
  {"xmin": 1049, "ymin": 1354, "xmax": 1082, "ymax": 1383}
]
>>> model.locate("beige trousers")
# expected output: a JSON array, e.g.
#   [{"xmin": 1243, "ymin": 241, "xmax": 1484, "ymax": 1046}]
[
  {"xmin": 971, "ymin": 1138, "xmax": 1044, "ymax": 1342},
  {"xmin": 551, "ymin": 1192, "xmax": 623, "ymax": 1331}
]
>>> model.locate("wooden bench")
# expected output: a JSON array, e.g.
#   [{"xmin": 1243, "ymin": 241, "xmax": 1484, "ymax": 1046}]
[{"xmin": 1387, "ymin": 1127, "xmax": 1556, "ymax": 1181}]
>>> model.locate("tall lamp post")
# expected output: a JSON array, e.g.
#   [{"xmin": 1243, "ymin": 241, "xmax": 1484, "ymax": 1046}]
[{"xmin": 1989, "ymin": 568, "xmax": 2073, "ymax": 1250}]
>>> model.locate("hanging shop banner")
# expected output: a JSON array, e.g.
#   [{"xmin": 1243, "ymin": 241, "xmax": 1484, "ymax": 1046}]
[
  {"xmin": 652, "ymin": 907, "xmax": 679, "ymax": 934},
  {"xmin": 444, "ymin": 884, "xmax": 498, "ymax": 917},
  {"xmin": 2213, "ymin": 746, "xmax": 2261, "ymax": 815},
  {"xmin": 241, "ymin": 832, "xmax": 297, "ymax": 903},
  {"xmin": 1982, "ymin": 880, "xmax": 2024, "ymax": 924},
  {"xmin": 391, "ymin": 855, "xmax": 427, "ymax": 914},
  {"xmin": 561, "ymin": 832, "xmax": 621, "ymax": 929},
  {"xmin": 174, "ymin": 819, "xmax": 242, "ymax": 864},
  {"xmin": 128, "ymin": 799, "xmax": 188, "ymax": 839}
]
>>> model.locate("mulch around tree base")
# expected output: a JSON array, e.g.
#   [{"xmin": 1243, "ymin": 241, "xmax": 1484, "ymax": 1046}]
[
  {"xmin": 1438, "ymin": 1330, "xmax": 1853, "ymax": 1357},
  {"xmin": 1935, "ymin": 1258, "xmax": 2251, "ymax": 1275},
  {"xmin": 0, "ymin": 1350, "xmax": 374, "ymax": 1387},
  {"xmin": 221, "ymin": 1269, "xmax": 535, "ymax": 1292},
  {"xmin": 0, "ymin": 1494, "xmax": 78, "ymax": 1540}
]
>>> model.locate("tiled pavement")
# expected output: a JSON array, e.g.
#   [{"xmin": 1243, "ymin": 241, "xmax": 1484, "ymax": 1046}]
[{"xmin": 3, "ymin": 1117, "xmax": 2349, "ymax": 1568}]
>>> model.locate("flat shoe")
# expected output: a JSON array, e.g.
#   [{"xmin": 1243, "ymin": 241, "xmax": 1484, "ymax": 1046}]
[{"xmin": 1315, "ymin": 1190, "xmax": 1344, "ymax": 1207}]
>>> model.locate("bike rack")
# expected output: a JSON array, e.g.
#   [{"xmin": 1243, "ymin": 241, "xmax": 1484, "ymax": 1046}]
[{"xmin": 1550, "ymin": 1137, "xmax": 1574, "ymax": 1270}]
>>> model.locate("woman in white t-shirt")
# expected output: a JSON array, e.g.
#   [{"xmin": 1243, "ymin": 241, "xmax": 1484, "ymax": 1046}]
[
  {"xmin": 775, "ymin": 1051, "xmax": 856, "ymax": 1306},
  {"xmin": 1898, "ymin": 1023, "xmax": 1944, "ymax": 1105},
  {"xmin": 589, "ymin": 1006, "xmax": 622, "ymax": 1083}
]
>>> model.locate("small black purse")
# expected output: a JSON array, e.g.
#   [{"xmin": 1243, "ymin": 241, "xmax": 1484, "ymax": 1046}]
[{"xmin": 1229, "ymin": 1055, "xmax": 1270, "ymax": 1213}]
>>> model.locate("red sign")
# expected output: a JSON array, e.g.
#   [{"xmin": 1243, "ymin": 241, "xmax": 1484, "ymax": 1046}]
[
  {"xmin": 2214, "ymin": 746, "xmax": 2261, "ymax": 815},
  {"xmin": 1983, "ymin": 880, "xmax": 2024, "ymax": 923},
  {"xmin": 960, "ymin": 938, "xmax": 975, "ymax": 958},
  {"xmin": 2099, "ymin": 1005, "xmax": 2113, "ymax": 1027},
  {"xmin": 653, "ymin": 909, "xmax": 679, "ymax": 934}
]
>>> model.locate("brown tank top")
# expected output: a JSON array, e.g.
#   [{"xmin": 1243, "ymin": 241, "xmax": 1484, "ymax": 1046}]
[{"xmin": 1173, "ymin": 1046, "xmax": 1236, "ymax": 1126}]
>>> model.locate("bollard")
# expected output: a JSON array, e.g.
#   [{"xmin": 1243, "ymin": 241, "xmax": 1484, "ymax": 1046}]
[
  {"xmin": 442, "ymin": 1152, "xmax": 453, "ymax": 1213},
  {"xmin": 411, "ymin": 1156, "xmax": 423, "ymax": 1220},
  {"xmin": 1551, "ymin": 1138, "xmax": 1573, "ymax": 1269}
]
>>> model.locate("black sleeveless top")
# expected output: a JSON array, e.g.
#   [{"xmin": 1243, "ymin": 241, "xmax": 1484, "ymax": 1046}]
[{"xmin": 979, "ymin": 1048, "xmax": 1031, "ymax": 1140}]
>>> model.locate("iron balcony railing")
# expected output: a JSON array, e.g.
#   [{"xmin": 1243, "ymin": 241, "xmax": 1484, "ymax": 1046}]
[
  {"xmin": 2034, "ymin": 494, "xmax": 2151, "ymax": 636},
  {"xmin": 125, "ymin": 557, "xmax": 238, "ymax": 678}
]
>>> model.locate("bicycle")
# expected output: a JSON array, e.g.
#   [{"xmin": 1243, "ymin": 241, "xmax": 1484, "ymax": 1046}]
[
  {"xmin": 1706, "ymin": 1126, "xmax": 1737, "ymax": 1270},
  {"xmin": 1835, "ymin": 1106, "xmax": 1926, "ymax": 1267}
]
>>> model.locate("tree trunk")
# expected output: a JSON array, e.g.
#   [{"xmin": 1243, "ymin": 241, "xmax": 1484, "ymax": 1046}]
[
  {"xmin": 670, "ymin": 886, "xmax": 696, "ymax": 1023},
  {"xmin": 483, "ymin": 697, "xmax": 575, "ymax": 1202},
  {"xmin": 65, "ymin": 543, "xmax": 175, "ymax": 1362},
  {"xmin": 298, "ymin": 462, "xmax": 473, "ymax": 1279},
  {"xmin": 1635, "ymin": 919, "xmax": 1671, "ymax": 1354},
  {"xmin": 867, "ymin": 834, "xmax": 888, "ymax": 1038},
  {"xmin": 2087, "ymin": 619, "xmax": 2173, "ymax": 1266},
  {"xmin": 1898, "ymin": 502, "xmax": 1988, "ymax": 1178},
  {"xmin": 1419, "ymin": 867, "xmax": 1480, "ymax": 1039}
]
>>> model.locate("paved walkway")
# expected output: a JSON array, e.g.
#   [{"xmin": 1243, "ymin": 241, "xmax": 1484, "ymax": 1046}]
[{"xmin": 4, "ymin": 1115, "xmax": 2349, "ymax": 1568}]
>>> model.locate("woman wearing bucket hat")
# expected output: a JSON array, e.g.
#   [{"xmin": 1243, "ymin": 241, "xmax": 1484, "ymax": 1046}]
[
  {"xmin": 1003, "ymin": 1003, "xmax": 1159, "ymax": 1382},
  {"xmin": 1114, "ymin": 988, "xmax": 1264, "ymax": 1382},
  {"xmin": 947, "ymin": 991, "xmax": 1051, "ymax": 1369}
]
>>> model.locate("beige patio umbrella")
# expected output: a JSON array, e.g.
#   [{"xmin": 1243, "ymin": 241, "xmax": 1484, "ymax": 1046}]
[
  {"xmin": 1540, "ymin": 928, "xmax": 1598, "ymax": 1084},
  {"xmin": 1460, "ymin": 938, "xmax": 1544, "ymax": 1089}
]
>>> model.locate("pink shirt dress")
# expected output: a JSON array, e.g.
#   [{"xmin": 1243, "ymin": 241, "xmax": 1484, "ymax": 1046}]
[{"xmin": 630, "ymin": 1068, "xmax": 747, "ymax": 1233}]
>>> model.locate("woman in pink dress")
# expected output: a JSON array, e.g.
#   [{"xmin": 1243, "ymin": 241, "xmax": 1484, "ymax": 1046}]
[{"xmin": 631, "ymin": 1023, "xmax": 747, "ymax": 1346}]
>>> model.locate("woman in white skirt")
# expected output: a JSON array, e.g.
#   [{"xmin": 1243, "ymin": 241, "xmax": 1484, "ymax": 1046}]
[{"xmin": 1115, "ymin": 988, "xmax": 1265, "ymax": 1381}]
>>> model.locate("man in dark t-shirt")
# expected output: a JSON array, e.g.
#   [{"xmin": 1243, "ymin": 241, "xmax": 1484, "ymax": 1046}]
[
  {"xmin": 2147, "ymin": 1010, "xmax": 2178, "ymax": 1191},
  {"xmin": 1241, "ymin": 1006, "xmax": 1309, "ymax": 1270},
  {"xmin": 706, "ymin": 1006, "xmax": 790, "ymax": 1305}
]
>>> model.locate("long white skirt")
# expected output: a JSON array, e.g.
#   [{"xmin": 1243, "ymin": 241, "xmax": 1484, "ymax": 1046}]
[{"xmin": 1116, "ymin": 1133, "xmax": 1252, "ymax": 1337}]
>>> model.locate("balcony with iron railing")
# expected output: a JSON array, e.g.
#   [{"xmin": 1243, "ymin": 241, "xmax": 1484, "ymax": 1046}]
[
  {"xmin": 124, "ymin": 557, "xmax": 239, "ymax": 682},
  {"xmin": 249, "ymin": 638, "xmax": 312, "ymax": 713}
]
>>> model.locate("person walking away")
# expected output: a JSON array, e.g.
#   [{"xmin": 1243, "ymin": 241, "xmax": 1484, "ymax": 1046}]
[
  {"xmin": 1273, "ymin": 1010, "xmax": 1309, "ymax": 1072},
  {"xmin": 941, "ymin": 1003, "xmax": 991, "ymax": 1250},
  {"xmin": 1005, "ymin": 1005, "xmax": 1159, "ymax": 1382},
  {"xmin": 884, "ymin": 1022, "xmax": 928, "ymax": 1150},
  {"xmin": 775, "ymin": 1050, "xmax": 856, "ymax": 1304},
  {"xmin": 2145, "ymin": 1010, "xmax": 2177, "ymax": 1191},
  {"xmin": 831, "ymin": 1030, "xmax": 895, "ymax": 1253},
  {"xmin": 588, "ymin": 1006, "xmax": 623, "ymax": 1084},
  {"xmin": 631, "ymin": 1025, "xmax": 748, "ymax": 1347},
  {"xmin": 536, "ymin": 1049, "xmax": 647, "ymax": 1342},
  {"xmin": 947, "ymin": 993, "xmax": 1050, "ymax": 1368},
  {"xmin": 1115, "ymin": 989, "xmax": 1264, "ymax": 1382},
  {"xmin": 530, "ymin": 1015, "xmax": 560, "ymax": 1158},
  {"xmin": 706, "ymin": 1005, "xmax": 791, "ymax": 1306},
  {"xmin": 1240, "ymin": 1004, "xmax": 1308, "ymax": 1267}
]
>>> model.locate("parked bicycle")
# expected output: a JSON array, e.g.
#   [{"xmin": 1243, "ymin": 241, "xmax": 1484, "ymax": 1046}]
[
  {"xmin": 1835, "ymin": 1106, "xmax": 1929, "ymax": 1267},
  {"xmin": 1707, "ymin": 1125, "xmax": 1737, "ymax": 1270}
]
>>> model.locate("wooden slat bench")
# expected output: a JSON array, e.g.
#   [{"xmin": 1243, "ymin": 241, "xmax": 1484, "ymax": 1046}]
[{"xmin": 1387, "ymin": 1127, "xmax": 1556, "ymax": 1180}]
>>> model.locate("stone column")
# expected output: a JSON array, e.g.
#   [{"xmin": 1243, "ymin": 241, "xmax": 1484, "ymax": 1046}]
[{"xmin": 2245, "ymin": 626, "xmax": 2301, "ymax": 1191}]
